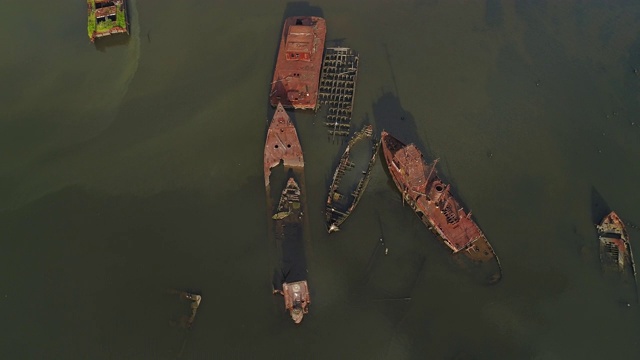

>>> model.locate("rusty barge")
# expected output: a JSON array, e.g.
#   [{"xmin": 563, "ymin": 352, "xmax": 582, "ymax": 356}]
[
  {"xmin": 325, "ymin": 125, "xmax": 379, "ymax": 233},
  {"xmin": 597, "ymin": 211, "xmax": 639, "ymax": 303},
  {"xmin": 380, "ymin": 131, "xmax": 502, "ymax": 284},
  {"xmin": 87, "ymin": 0, "xmax": 129, "ymax": 42},
  {"xmin": 269, "ymin": 16, "xmax": 327, "ymax": 110},
  {"xmin": 271, "ymin": 177, "xmax": 311, "ymax": 324}
]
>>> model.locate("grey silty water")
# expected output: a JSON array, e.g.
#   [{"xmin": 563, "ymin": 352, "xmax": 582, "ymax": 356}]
[{"xmin": 1, "ymin": 0, "xmax": 640, "ymax": 359}]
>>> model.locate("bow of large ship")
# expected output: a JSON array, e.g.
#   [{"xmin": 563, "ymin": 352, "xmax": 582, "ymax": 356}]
[{"xmin": 264, "ymin": 103, "xmax": 304, "ymax": 187}]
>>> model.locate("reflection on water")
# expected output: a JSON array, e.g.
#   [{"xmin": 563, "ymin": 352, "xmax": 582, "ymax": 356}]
[{"xmin": 1, "ymin": 0, "xmax": 640, "ymax": 358}]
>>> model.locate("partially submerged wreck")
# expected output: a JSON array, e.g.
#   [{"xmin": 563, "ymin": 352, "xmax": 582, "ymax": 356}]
[
  {"xmin": 263, "ymin": 102, "xmax": 304, "ymax": 187},
  {"xmin": 380, "ymin": 131, "xmax": 502, "ymax": 284},
  {"xmin": 325, "ymin": 125, "xmax": 379, "ymax": 233},
  {"xmin": 597, "ymin": 211, "xmax": 638, "ymax": 302},
  {"xmin": 272, "ymin": 178, "xmax": 311, "ymax": 324},
  {"xmin": 269, "ymin": 16, "xmax": 327, "ymax": 110},
  {"xmin": 168, "ymin": 290, "xmax": 202, "ymax": 329},
  {"xmin": 87, "ymin": 0, "xmax": 129, "ymax": 42}
]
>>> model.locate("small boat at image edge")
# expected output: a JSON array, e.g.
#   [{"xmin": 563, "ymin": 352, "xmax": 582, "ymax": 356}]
[
  {"xmin": 380, "ymin": 131, "xmax": 502, "ymax": 284},
  {"xmin": 87, "ymin": 0, "xmax": 129, "ymax": 42},
  {"xmin": 269, "ymin": 16, "xmax": 327, "ymax": 110},
  {"xmin": 325, "ymin": 125, "xmax": 380, "ymax": 233},
  {"xmin": 597, "ymin": 211, "xmax": 639, "ymax": 302}
]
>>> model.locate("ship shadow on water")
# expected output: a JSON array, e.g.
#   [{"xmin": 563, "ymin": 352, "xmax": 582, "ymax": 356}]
[{"xmin": 93, "ymin": 34, "xmax": 131, "ymax": 52}]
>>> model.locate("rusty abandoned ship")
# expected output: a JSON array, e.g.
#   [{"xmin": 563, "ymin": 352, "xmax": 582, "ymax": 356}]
[
  {"xmin": 87, "ymin": 0, "xmax": 129, "ymax": 42},
  {"xmin": 380, "ymin": 131, "xmax": 502, "ymax": 284},
  {"xmin": 269, "ymin": 16, "xmax": 327, "ymax": 110},
  {"xmin": 325, "ymin": 125, "xmax": 379, "ymax": 233},
  {"xmin": 597, "ymin": 211, "xmax": 639, "ymax": 303},
  {"xmin": 263, "ymin": 102, "xmax": 304, "ymax": 187},
  {"xmin": 271, "ymin": 177, "xmax": 311, "ymax": 324}
]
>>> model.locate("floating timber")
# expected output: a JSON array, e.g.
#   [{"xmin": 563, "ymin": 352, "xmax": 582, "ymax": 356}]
[
  {"xmin": 325, "ymin": 125, "xmax": 379, "ymax": 233},
  {"xmin": 317, "ymin": 47, "xmax": 359, "ymax": 137},
  {"xmin": 597, "ymin": 211, "xmax": 639, "ymax": 303},
  {"xmin": 272, "ymin": 178, "xmax": 311, "ymax": 324},
  {"xmin": 269, "ymin": 16, "xmax": 327, "ymax": 110},
  {"xmin": 264, "ymin": 102, "xmax": 304, "ymax": 187},
  {"xmin": 380, "ymin": 131, "xmax": 502, "ymax": 284}
]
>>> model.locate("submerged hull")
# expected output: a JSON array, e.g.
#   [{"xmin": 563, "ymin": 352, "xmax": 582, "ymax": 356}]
[
  {"xmin": 325, "ymin": 125, "xmax": 379, "ymax": 232},
  {"xmin": 269, "ymin": 16, "xmax": 326, "ymax": 110},
  {"xmin": 380, "ymin": 131, "xmax": 501, "ymax": 284},
  {"xmin": 272, "ymin": 178, "xmax": 310, "ymax": 324},
  {"xmin": 264, "ymin": 102, "xmax": 304, "ymax": 187},
  {"xmin": 87, "ymin": 0, "xmax": 129, "ymax": 42},
  {"xmin": 597, "ymin": 211, "xmax": 638, "ymax": 303}
]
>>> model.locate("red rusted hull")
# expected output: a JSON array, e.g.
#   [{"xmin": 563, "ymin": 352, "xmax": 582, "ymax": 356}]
[
  {"xmin": 269, "ymin": 16, "xmax": 326, "ymax": 110},
  {"xmin": 264, "ymin": 103, "xmax": 304, "ymax": 187},
  {"xmin": 380, "ymin": 131, "xmax": 501, "ymax": 283}
]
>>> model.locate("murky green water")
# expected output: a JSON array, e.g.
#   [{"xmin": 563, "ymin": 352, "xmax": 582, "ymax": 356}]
[{"xmin": 2, "ymin": 1, "xmax": 640, "ymax": 358}]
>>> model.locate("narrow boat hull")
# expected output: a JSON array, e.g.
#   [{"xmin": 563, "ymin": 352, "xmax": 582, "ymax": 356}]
[
  {"xmin": 269, "ymin": 16, "xmax": 327, "ymax": 110},
  {"xmin": 325, "ymin": 125, "xmax": 379, "ymax": 232},
  {"xmin": 272, "ymin": 178, "xmax": 310, "ymax": 323},
  {"xmin": 597, "ymin": 211, "xmax": 638, "ymax": 303},
  {"xmin": 380, "ymin": 131, "xmax": 502, "ymax": 284}
]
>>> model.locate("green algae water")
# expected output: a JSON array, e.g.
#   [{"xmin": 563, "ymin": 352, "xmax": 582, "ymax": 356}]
[{"xmin": 2, "ymin": 1, "xmax": 640, "ymax": 358}]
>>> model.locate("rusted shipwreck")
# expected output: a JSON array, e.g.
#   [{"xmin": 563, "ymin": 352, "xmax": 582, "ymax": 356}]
[
  {"xmin": 597, "ymin": 211, "xmax": 638, "ymax": 302},
  {"xmin": 87, "ymin": 0, "xmax": 129, "ymax": 42},
  {"xmin": 271, "ymin": 178, "xmax": 311, "ymax": 324},
  {"xmin": 269, "ymin": 16, "xmax": 327, "ymax": 110},
  {"xmin": 325, "ymin": 125, "xmax": 379, "ymax": 233},
  {"xmin": 380, "ymin": 131, "xmax": 502, "ymax": 284},
  {"xmin": 264, "ymin": 102, "xmax": 304, "ymax": 187}
]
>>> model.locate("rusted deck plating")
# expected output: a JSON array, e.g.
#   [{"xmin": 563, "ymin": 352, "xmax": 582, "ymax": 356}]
[
  {"xmin": 325, "ymin": 125, "xmax": 379, "ymax": 233},
  {"xmin": 272, "ymin": 178, "xmax": 310, "ymax": 324},
  {"xmin": 263, "ymin": 103, "xmax": 304, "ymax": 187},
  {"xmin": 381, "ymin": 131, "xmax": 501, "ymax": 282},
  {"xmin": 269, "ymin": 16, "xmax": 326, "ymax": 110},
  {"xmin": 317, "ymin": 47, "xmax": 359, "ymax": 137}
]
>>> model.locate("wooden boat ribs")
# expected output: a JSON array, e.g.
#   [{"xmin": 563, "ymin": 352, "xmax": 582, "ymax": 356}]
[
  {"xmin": 325, "ymin": 125, "xmax": 379, "ymax": 233},
  {"xmin": 318, "ymin": 47, "xmax": 359, "ymax": 137}
]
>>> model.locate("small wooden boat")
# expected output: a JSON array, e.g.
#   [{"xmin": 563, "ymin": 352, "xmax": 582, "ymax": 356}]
[
  {"xmin": 269, "ymin": 16, "xmax": 327, "ymax": 110},
  {"xmin": 325, "ymin": 125, "xmax": 379, "ymax": 233},
  {"xmin": 380, "ymin": 131, "xmax": 502, "ymax": 284},
  {"xmin": 263, "ymin": 103, "xmax": 304, "ymax": 187},
  {"xmin": 87, "ymin": 0, "xmax": 129, "ymax": 42},
  {"xmin": 272, "ymin": 178, "xmax": 310, "ymax": 323},
  {"xmin": 597, "ymin": 211, "xmax": 638, "ymax": 302}
]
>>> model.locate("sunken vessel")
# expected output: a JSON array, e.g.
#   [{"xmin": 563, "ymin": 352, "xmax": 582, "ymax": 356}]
[
  {"xmin": 87, "ymin": 0, "xmax": 129, "ymax": 42},
  {"xmin": 597, "ymin": 211, "xmax": 638, "ymax": 303},
  {"xmin": 380, "ymin": 131, "xmax": 502, "ymax": 284},
  {"xmin": 325, "ymin": 125, "xmax": 379, "ymax": 233},
  {"xmin": 269, "ymin": 16, "xmax": 327, "ymax": 110},
  {"xmin": 271, "ymin": 177, "xmax": 311, "ymax": 324}
]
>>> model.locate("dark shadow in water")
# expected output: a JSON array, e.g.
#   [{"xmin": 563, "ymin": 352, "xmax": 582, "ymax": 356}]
[
  {"xmin": 590, "ymin": 186, "xmax": 611, "ymax": 226},
  {"xmin": 93, "ymin": 33, "xmax": 131, "ymax": 52},
  {"xmin": 484, "ymin": 0, "xmax": 504, "ymax": 28}
]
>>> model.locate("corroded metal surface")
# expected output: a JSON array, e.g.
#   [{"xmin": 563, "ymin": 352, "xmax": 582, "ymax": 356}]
[
  {"xmin": 318, "ymin": 47, "xmax": 359, "ymax": 137},
  {"xmin": 325, "ymin": 125, "xmax": 379, "ymax": 233},
  {"xmin": 381, "ymin": 131, "xmax": 502, "ymax": 283},
  {"xmin": 272, "ymin": 178, "xmax": 310, "ymax": 324},
  {"xmin": 263, "ymin": 103, "xmax": 304, "ymax": 187},
  {"xmin": 269, "ymin": 16, "xmax": 326, "ymax": 110}
]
